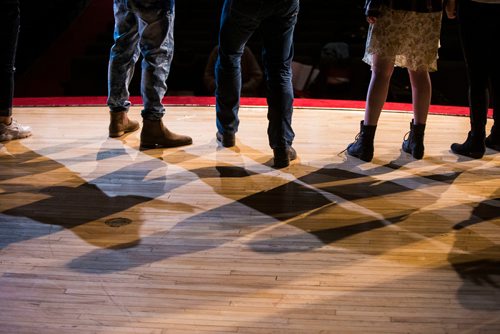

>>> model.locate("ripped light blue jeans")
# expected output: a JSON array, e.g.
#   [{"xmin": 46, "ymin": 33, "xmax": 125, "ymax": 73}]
[{"xmin": 107, "ymin": 0, "xmax": 174, "ymax": 120}]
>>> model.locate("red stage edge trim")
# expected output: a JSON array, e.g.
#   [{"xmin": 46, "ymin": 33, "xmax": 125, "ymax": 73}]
[{"xmin": 13, "ymin": 96, "xmax": 485, "ymax": 117}]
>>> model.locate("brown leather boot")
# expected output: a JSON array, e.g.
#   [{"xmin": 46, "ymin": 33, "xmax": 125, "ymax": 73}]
[
  {"xmin": 109, "ymin": 111, "xmax": 140, "ymax": 137},
  {"xmin": 140, "ymin": 119, "xmax": 193, "ymax": 150}
]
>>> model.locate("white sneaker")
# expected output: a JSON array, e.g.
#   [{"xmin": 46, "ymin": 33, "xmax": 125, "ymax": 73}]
[{"xmin": 0, "ymin": 119, "xmax": 32, "ymax": 142}]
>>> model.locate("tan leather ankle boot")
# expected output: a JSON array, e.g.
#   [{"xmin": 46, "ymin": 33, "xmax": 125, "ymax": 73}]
[
  {"xmin": 140, "ymin": 119, "xmax": 192, "ymax": 150},
  {"xmin": 109, "ymin": 111, "xmax": 140, "ymax": 137}
]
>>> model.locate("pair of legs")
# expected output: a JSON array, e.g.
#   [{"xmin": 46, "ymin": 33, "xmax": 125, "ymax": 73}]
[
  {"xmin": 363, "ymin": 55, "xmax": 431, "ymax": 126},
  {"xmin": 451, "ymin": 0, "xmax": 500, "ymax": 157},
  {"xmin": 107, "ymin": 0, "xmax": 191, "ymax": 148},
  {"xmin": 346, "ymin": 54, "xmax": 431, "ymax": 161},
  {"xmin": 215, "ymin": 0, "xmax": 298, "ymax": 166},
  {"xmin": 347, "ymin": 6, "xmax": 440, "ymax": 162},
  {"xmin": 0, "ymin": 0, "xmax": 31, "ymax": 141}
]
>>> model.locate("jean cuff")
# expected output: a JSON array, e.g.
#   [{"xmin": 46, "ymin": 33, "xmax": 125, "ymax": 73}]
[{"xmin": 0, "ymin": 108, "xmax": 13, "ymax": 117}]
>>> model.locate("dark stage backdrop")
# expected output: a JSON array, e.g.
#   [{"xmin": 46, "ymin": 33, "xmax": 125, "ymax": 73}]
[{"xmin": 14, "ymin": 0, "xmax": 467, "ymax": 106}]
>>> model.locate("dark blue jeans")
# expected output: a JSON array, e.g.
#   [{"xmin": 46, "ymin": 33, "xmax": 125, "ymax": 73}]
[
  {"xmin": 108, "ymin": 0, "xmax": 175, "ymax": 120},
  {"xmin": 215, "ymin": 0, "xmax": 299, "ymax": 149},
  {"xmin": 0, "ymin": 0, "xmax": 20, "ymax": 117}
]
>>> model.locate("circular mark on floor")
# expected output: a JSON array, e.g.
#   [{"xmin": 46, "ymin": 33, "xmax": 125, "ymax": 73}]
[{"xmin": 104, "ymin": 217, "xmax": 132, "ymax": 227}]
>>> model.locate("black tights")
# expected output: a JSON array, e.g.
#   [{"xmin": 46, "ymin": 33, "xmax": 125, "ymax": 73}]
[{"xmin": 458, "ymin": 0, "xmax": 500, "ymax": 131}]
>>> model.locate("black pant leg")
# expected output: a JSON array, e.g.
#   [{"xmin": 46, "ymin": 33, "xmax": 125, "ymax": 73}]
[{"xmin": 0, "ymin": 0, "xmax": 20, "ymax": 116}]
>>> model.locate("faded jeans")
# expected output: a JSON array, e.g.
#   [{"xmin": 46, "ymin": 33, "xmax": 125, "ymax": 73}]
[
  {"xmin": 107, "ymin": 0, "xmax": 175, "ymax": 120},
  {"xmin": 215, "ymin": 0, "xmax": 299, "ymax": 149}
]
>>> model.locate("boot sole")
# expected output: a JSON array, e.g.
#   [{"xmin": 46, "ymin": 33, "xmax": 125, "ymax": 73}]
[
  {"xmin": 467, "ymin": 152, "xmax": 484, "ymax": 159},
  {"xmin": 485, "ymin": 143, "xmax": 500, "ymax": 151},
  {"xmin": 406, "ymin": 147, "xmax": 424, "ymax": 160},
  {"xmin": 347, "ymin": 151, "xmax": 373, "ymax": 162},
  {"xmin": 109, "ymin": 131, "xmax": 125, "ymax": 138},
  {"xmin": 412, "ymin": 151, "xmax": 424, "ymax": 160},
  {"xmin": 450, "ymin": 144, "xmax": 484, "ymax": 159},
  {"xmin": 346, "ymin": 144, "xmax": 373, "ymax": 162},
  {"xmin": 0, "ymin": 132, "xmax": 32, "ymax": 142},
  {"xmin": 216, "ymin": 132, "xmax": 235, "ymax": 147},
  {"xmin": 450, "ymin": 150, "xmax": 484, "ymax": 159},
  {"xmin": 139, "ymin": 139, "xmax": 193, "ymax": 150},
  {"xmin": 402, "ymin": 144, "xmax": 424, "ymax": 160},
  {"xmin": 273, "ymin": 160, "xmax": 290, "ymax": 168}
]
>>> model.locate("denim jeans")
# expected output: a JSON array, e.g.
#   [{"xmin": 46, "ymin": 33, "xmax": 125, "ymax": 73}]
[
  {"xmin": 107, "ymin": 0, "xmax": 175, "ymax": 120},
  {"xmin": 0, "ymin": 0, "xmax": 20, "ymax": 117},
  {"xmin": 215, "ymin": 0, "xmax": 299, "ymax": 149}
]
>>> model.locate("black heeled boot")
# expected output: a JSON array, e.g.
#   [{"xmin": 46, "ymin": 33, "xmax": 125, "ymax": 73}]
[
  {"xmin": 346, "ymin": 121, "xmax": 377, "ymax": 162},
  {"xmin": 402, "ymin": 120, "xmax": 426, "ymax": 159},
  {"xmin": 451, "ymin": 128, "xmax": 486, "ymax": 159},
  {"xmin": 485, "ymin": 124, "xmax": 500, "ymax": 151}
]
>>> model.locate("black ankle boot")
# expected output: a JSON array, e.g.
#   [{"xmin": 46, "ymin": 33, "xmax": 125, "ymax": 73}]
[
  {"xmin": 485, "ymin": 124, "xmax": 500, "ymax": 151},
  {"xmin": 346, "ymin": 121, "xmax": 377, "ymax": 162},
  {"xmin": 402, "ymin": 120, "xmax": 426, "ymax": 159},
  {"xmin": 273, "ymin": 146, "xmax": 297, "ymax": 168},
  {"xmin": 451, "ymin": 130, "xmax": 486, "ymax": 159}
]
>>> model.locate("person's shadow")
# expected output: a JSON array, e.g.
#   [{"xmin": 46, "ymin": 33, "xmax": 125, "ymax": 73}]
[
  {"xmin": 1, "ymin": 139, "xmax": 197, "ymax": 250},
  {"xmin": 449, "ymin": 238, "xmax": 500, "ymax": 311},
  {"xmin": 67, "ymin": 142, "xmax": 463, "ymax": 273},
  {"xmin": 447, "ymin": 193, "xmax": 500, "ymax": 310}
]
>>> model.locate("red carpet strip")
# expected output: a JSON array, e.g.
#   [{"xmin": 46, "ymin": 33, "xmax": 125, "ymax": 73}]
[{"xmin": 13, "ymin": 96, "xmax": 489, "ymax": 117}]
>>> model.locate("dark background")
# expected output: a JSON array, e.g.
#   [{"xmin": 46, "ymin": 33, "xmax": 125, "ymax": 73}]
[{"xmin": 15, "ymin": 0, "xmax": 467, "ymax": 106}]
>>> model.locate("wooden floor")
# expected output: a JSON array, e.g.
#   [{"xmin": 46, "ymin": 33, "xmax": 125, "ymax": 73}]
[{"xmin": 1, "ymin": 105, "xmax": 499, "ymax": 334}]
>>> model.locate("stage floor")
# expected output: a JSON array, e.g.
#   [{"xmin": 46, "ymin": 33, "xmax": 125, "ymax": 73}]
[{"xmin": 1, "ymin": 105, "xmax": 499, "ymax": 333}]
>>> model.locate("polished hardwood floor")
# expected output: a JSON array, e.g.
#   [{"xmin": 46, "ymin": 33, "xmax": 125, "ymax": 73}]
[{"xmin": 1, "ymin": 105, "xmax": 499, "ymax": 333}]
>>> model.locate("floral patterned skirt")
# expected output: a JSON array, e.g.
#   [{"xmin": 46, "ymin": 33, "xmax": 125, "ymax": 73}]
[{"xmin": 363, "ymin": 6, "xmax": 442, "ymax": 72}]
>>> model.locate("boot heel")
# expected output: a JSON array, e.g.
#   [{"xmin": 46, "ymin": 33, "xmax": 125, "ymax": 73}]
[
  {"xmin": 412, "ymin": 145, "xmax": 424, "ymax": 160},
  {"xmin": 468, "ymin": 151, "xmax": 485, "ymax": 159},
  {"xmin": 345, "ymin": 121, "xmax": 377, "ymax": 162},
  {"xmin": 358, "ymin": 150, "xmax": 374, "ymax": 162},
  {"xmin": 402, "ymin": 120, "xmax": 426, "ymax": 160},
  {"xmin": 109, "ymin": 130, "xmax": 125, "ymax": 138}
]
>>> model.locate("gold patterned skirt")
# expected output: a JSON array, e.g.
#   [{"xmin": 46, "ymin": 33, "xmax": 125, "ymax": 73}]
[{"xmin": 363, "ymin": 6, "xmax": 442, "ymax": 72}]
